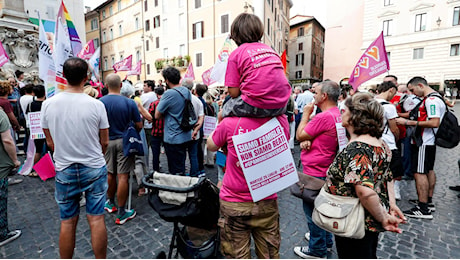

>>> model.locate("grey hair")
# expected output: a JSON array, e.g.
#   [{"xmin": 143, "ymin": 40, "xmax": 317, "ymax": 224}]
[
  {"xmin": 120, "ymin": 81, "xmax": 134, "ymax": 97},
  {"xmin": 320, "ymin": 81, "xmax": 340, "ymax": 103}
]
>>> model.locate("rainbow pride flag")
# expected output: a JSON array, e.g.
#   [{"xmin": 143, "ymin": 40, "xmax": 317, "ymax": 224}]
[{"xmin": 57, "ymin": 0, "xmax": 82, "ymax": 56}]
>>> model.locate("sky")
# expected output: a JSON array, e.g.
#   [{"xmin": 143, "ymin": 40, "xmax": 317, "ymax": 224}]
[{"xmin": 83, "ymin": 0, "xmax": 327, "ymax": 26}]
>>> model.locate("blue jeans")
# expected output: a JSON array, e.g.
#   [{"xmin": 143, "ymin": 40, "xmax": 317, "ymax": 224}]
[
  {"xmin": 55, "ymin": 164, "xmax": 108, "ymax": 220},
  {"xmin": 151, "ymin": 136, "xmax": 163, "ymax": 172},
  {"xmin": 164, "ymin": 142, "xmax": 187, "ymax": 175},
  {"xmin": 303, "ymin": 178, "xmax": 333, "ymax": 257},
  {"xmin": 187, "ymin": 140, "xmax": 199, "ymax": 176}
]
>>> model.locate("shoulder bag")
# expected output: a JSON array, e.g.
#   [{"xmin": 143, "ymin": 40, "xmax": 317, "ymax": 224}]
[
  {"xmin": 312, "ymin": 187, "xmax": 365, "ymax": 239},
  {"xmin": 289, "ymin": 172, "xmax": 325, "ymax": 204},
  {"xmin": 123, "ymin": 123, "xmax": 144, "ymax": 156}
]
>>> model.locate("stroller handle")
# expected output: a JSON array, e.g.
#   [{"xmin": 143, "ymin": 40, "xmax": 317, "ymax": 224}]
[{"xmin": 142, "ymin": 172, "xmax": 207, "ymax": 193}]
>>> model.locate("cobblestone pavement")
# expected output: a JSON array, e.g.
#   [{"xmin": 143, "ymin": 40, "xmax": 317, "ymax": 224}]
[{"xmin": 2, "ymin": 104, "xmax": 460, "ymax": 258}]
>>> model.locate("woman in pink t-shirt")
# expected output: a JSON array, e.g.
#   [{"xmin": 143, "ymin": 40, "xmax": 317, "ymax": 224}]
[
  {"xmin": 221, "ymin": 13, "xmax": 291, "ymax": 118},
  {"xmin": 207, "ymin": 115, "xmax": 290, "ymax": 259}
]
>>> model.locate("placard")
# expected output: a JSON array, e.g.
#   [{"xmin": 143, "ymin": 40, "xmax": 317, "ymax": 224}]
[
  {"xmin": 232, "ymin": 118, "xmax": 298, "ymax": 202},
  {"xmin": 203, "ymin": 115, "xmax": 217, "ymax": 137},
  {"xmin": 28, "ymin": 112, "xmax": 45, "ymax": 139}
]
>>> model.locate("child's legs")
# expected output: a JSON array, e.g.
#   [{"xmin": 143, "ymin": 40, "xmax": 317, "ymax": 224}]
[{"xmin": 222, "ymin": 96, "xmax": 286, "ymax": 118}]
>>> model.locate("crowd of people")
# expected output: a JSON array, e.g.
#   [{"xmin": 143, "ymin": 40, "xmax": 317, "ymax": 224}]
[{"xmin": 0, "ymin": 12, "xmax": 458, "ymax": 259}]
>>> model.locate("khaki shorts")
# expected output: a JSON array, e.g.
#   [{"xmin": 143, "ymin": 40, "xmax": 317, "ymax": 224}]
[
  {"xmin": 218, "ymin": 199, "xmax": 280, "ymax": 259},
  {"xmin": 105, "ymin": 138, "xmax": 135, "ymax": 174}
]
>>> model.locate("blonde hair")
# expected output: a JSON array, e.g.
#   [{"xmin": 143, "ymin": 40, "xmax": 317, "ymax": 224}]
[{"xmin": 84, "ymin": 86, "xmax": 98, "ymax": 98}]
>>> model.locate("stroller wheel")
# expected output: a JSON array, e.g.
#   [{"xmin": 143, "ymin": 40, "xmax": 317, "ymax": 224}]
[{"xmin": 156, "ymin": 251, "xmax": 167, "ymax": 259}]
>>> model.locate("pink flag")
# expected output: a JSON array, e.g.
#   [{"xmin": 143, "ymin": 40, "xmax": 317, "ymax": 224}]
[
  {"xmin": 127, "ymin": 59, "xmax": 142, "ymax": 76},
  {"xmin": 0, "ymin": 42, "xmax": 9, "ymax": 67},
  {"xmin": 33, "ymin": 153, "xmax": 56, "ymax": 181},
  {"xmin": 77, "ymin": 39, "xmax": 95, "ymax": 60},
  {"xmin": 202, "ymin": 66, "xmax": 216, "ymax": 86},
  {"xmin": 113, "ymin": 55, "xmax": 132, "ymax": 73},
  {"xmin": 183, "ymin": 62, "xmax": 195, "ymax": 80},
  {"xmin": 348, "ymin": 31, "xmax": 390, "ymax": 90}
]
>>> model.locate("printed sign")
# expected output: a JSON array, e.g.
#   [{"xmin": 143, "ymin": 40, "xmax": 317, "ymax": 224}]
[
  {"xmin": 28, "ymin": 112, "xmax": 45, "ymax": 139},
  {"xmin": 232, "ymin": 118, "xmax": 298, "ymax": 202},
  {"xmin": 203, "ymin": 116, "xmax": 217, "ymax": 137}
]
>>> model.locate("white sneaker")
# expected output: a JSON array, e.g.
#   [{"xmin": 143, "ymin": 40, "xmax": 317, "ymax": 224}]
[
  {"xmin": 0, "ymin": 230, "xmax": 21, "ymax": 247},
  {"xmin": 294, "ymin": 246, "xmax": 326, "ymax": 259},
  {"xmin": 394, "ymin": 180, "xmax": 401, "ymax": 201}
]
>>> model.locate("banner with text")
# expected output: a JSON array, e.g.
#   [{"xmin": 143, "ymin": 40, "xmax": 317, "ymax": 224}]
[
  {"xmin": 203, "ymin": 116, "xmax": 217, "ymax": 137},
  {"xmin": 348, "ymin": 31, "xmax": 389, "ymax": 90},
  {"xmin": 28, "ymin": 112, "xmax": 45, "ymax": 139},
  {"xmin": 232, "ymin": 118, "xmax": 298, "ymax": 202}
]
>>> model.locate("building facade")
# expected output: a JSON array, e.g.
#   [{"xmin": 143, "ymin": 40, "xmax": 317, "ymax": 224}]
[
  {"xmin": 87, "ymin": 0, "xmax": 292, "ymax": 82},
  {"xmin": 288, "ymin": 15, "xmax": 325, "ymax": 89}
]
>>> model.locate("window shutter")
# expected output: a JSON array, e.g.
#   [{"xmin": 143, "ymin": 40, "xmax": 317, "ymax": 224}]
[{"xmin": 193, "ymin": 23, "xmax": 196, "ymax": 39}]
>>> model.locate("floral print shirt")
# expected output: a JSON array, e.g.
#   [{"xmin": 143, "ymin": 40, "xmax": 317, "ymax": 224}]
[{"xmin": 325, "ymin": 141, "xmax": 393, "ymax": 232}]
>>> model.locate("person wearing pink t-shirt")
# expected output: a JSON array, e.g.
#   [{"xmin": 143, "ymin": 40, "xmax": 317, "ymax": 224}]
[
  {"xmin": 293, "ymin": 81, "xmax": 342, "ymax": 259},
  {"xmin": 207, "ymin": 115, "xmax": 289, "ymax": 259},
  {"xmin": 221, "ymin": 13, "xmax": 291, "ymax": 118}
]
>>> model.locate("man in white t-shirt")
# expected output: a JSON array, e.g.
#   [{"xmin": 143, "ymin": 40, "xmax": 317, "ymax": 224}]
[
  {"xmin": 41, "ymin": 57, "xmax": 110, "ymax": 258},
  {"xmin": 376, "ymin": 81, "xmax": 403, "ymax": 200},
  {"xmin": 140, "ymin": 80, "xmax": 157, "ymax": 163},
  {"xmin": 396, "ymin": 77, "xmax": 446, "ymax": 220}
]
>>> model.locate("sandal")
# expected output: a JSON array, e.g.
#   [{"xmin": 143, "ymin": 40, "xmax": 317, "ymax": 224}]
[{"xmin": 28, "ymin": 171, "xmax": 38, "ymax": 177}]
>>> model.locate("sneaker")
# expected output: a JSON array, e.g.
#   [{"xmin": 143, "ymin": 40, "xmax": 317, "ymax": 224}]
[
  {"xmin": 408, "ymin": 199, "xmax": 436, "ymax": 212},
  {"xmin": 0, "ymin": 230, "xmax": 21, "ymax": 247},
  {"xmin": 304, "ymin": 232, "xmax": 333, "ymax": 251},
  {"xmin": 7, "ymin": 177, "xmax": 23, "ymax": 185},
  {"xmin": 104, "ymin": 200, "xmax": 117, "ymax": 213},
  {"xmin": 403, "ymin": 206, "xmax": 433, "ymax": 220},
  {"xmin": 449, "ymin": 185, "xmax": 460, "ymax": 191},
  {"xmin": 115, "ymin": 209, "xmax": 136, "ymax": 225},
  {"xmin": 293, "ymin": 246, "xmax": 326, "ymax": 259}
]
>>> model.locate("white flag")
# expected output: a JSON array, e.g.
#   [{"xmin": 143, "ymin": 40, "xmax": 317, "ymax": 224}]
[
  {"xmin": 38, "ymin": 18, "xmax": 56, "ymax": 98},
  {"xmin": 88, "ymin": 47, "xmax": 101, "ymax": 82},
  {"xmin": 53, "ymin": 14, "xmax": 72, "ymax": 93}
]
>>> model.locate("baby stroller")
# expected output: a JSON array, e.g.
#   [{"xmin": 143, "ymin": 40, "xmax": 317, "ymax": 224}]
[{"xmin": 142, "ymin": 172, "xmax": 220, "ymax": 259}]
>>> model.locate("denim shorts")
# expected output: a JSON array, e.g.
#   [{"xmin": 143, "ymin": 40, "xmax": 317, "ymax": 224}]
[{"xmin": 55, "ymin": 164, "xmax": 108, "ymax": 220}]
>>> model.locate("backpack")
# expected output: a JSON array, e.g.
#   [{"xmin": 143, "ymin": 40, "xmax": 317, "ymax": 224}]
[
  {"xmin": 428, "ymin": 94, "xmax": 460, "ymax": 148},
  {"xmin": 173, "ymin": 88, "xmax": 198, "ymax": 131}
]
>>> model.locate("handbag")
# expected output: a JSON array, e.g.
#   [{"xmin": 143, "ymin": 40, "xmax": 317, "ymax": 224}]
[
  {"xmin": 122, "ymin": 123, "xmax": 144, "ymax": 156},
  {"xmin": 312, "ymin": 187, "xmax": 365, "ymax": 239},
  {"xmin": 289, "ymin": 172, "xmax": 325, "ymax": 204}
]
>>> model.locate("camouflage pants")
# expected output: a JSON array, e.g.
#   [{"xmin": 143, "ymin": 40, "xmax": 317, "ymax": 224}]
[{"xmin": 218, "ymin": 199, "xmax": 280, "ymax": 259}]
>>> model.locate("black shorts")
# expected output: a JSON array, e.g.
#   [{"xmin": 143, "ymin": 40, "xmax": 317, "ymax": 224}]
[
  {"xmin": 411, "ymin": 145, "xmax": 436, "ymax": 174},
  {"xmin": 390, "ymin": 149, "xmax": 403, "ymax": 178}
]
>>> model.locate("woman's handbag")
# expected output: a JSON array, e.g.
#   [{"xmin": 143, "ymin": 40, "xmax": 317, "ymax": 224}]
[
  {"xmin": 312, "ymin": 187, "xmax": 365, "ymax": 239},
  {"xmin": 289, "ymin": 172, "xmax": 325, "ymax": 204},
  {"xmin": 123, "ymin": 123, "xmax": 144, "ymax": 157}
]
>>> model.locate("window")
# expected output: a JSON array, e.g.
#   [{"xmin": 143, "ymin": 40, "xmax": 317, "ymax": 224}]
[
  {"xmin": 120, "ymin": 54, "xmax": 123, "ymax": 60},
  {"xmin": 179, "ymin": 13, "xmax": 185, "ymax": 31},
  {"xmin": 298, "ymin": 43, "xmax": 303, "ymax": 51},
  {"xmin": 179, "ymin": 44, "xmax": 185, "ymax": 56},
  {"xmin": 221, "ymin": 14, "xmax": 229, "ymax": 34},
  {"xmin": 155, "ymin": 0, "xmax": 158, "ymax": 7},
  {"xmin": 451, "ymin": 44, "xmax": 460, "ymax": 56},
  {"xmin": 135, "ymin": 17, "xmax": 139, "ymax": 30},
  {"xmin": 147, "ymin": 64, "xmax": 151, "ymax": 74},
  {"xmin": 196, "ymin": 53, "xmax": 202, "ymax": 67},
  {"xmin": 146, "ymin": 40, "xmax": 149, "ymax": 51},
  {"xmin": 267, "ymin": 18, "xmax": 270, "ymax": 35},
  {"xmin": 109, "ymin": 6, "xmax": 113, "ymax": 16},
  {"xmin": 313, "ymin": 54, "xmax": 316, "ymax": 66},
  {"xmin": 156, "ymin": 37, "xmax": 160, "ymax": 48},
  {"xmin": 102, "ymin": 10, "xmax": 106, "ymax": 18},
  {"xmin": 387, "ymin": 52, "xmax": 391, "ymax": 63},
  {"xmin": 118, "ymin": 0, "xmax": 121, "ymax": 11},
  {"xmin": 384, "ymin": 0, "xmax": 392, "ymax": 6},
  {"xmin": 145, "ymin": 20, "xmax": 150, "ymax": 31},
  {"xmin": 119, "ymin": 24, "xmax": 122, "ymax": 36},
  {"xmin": 298, "ymin": 27, "xmax": 304, "ymax": 37},
  {"xmin": 295, "ymin": 71, "xmax": 302, "ymax": 79},
  {"xmin": 415, "ymin": 13, "xmax": 426, "ymax": 32},
  {"xmin": 383, "ymin": 19, "xmax": 392, "ymax": 36},
  {"xmin": 110, "ymin": 28, "xmax": 113, "ymax": 40},
  {"xmin": 195, "ymin": 0, "xmax": 201, "ymax": 8},
  {"xmin": 111, "ymin": 56, "xmax": 115, "ymax": 66},
  {"xmin": 163, "ymin": 19, "xmax": 168, "ymax": 34},
  {"xmin": 136, "ymin": 50, "xmax": 141, "ymax": 62},
  {"xmin": 154, "ymin": 16, "xmax": 161, "ymax": 28},
  {"xmin": 162, "ymin": 0, "xmax": 168, "ymax": 12},
  {"xmin": 94, "ymin": 38, "xmax": 100, "ymax": 48},
  {"xmin": 295, "ymin": 53, "xmax": 304, "ymax": 66},
  {"xmin": 163, "ymin": 48, "xmax": 168, "ymax": 58},
  {"xmin": 46, "ymin": 5, "xmax": 55, "ymax": 20},
  {"xmin": 193, "ymin": 21, "xmax": 204, "ymax": 39},
  {"xmin": 104, "ymin": 57, "xmax": 108, "ymax": 70},
  {"xmin": 413, "ymin": 48, "xmax": 424, "ymax": 59},
  {"xmin": 102, "ymin": 31, "xmax": 106, "ymax": 42},
  {"xmin": 179, "ymin": 0, "xmax": 185, "ymax": 8},
  {"xmin": 144, "ymin": 0, "xmax": 148, "ymax": 11},
  {"xmin": 454, "ymin": 7, "xmax": 460, "ymax": 26},
  {"xmin": 91, "ymin": 18, "xmax": 98, "ymax": 30}
]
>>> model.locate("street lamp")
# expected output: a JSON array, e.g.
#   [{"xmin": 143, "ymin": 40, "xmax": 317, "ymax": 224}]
[
  {"xmin": 436, "ymin": 17, "xmax": 442, "ymax": 27},
  {"xmin": 244, "ymin": 1, "xmax": 254, "ymax": 13}
]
